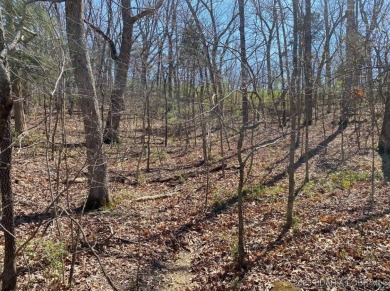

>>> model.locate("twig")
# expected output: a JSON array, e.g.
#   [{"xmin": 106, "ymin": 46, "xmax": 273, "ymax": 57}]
[
  {"xmin": 135, "ymin": 192, "xmax": 177, "ymax": 202},
  {"xmin": 59, "ymin": 206, "xmax": 120, "ymax": 291}
]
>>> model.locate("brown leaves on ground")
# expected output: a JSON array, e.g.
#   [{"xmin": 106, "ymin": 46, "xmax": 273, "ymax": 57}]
[{"xmin": 2, "ymin": 113, "xmax": 390, "ymax": 290}]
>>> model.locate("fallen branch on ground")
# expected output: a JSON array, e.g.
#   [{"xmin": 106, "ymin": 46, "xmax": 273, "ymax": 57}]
[{"xmin": 135, "ymin": 192, "xmax": 177, "ymax": 202}]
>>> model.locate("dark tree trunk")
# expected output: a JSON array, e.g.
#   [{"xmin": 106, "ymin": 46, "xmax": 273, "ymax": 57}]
[
  {"xmin": 103, "ymin": 0, "xmax": 133, "ymax": 144},
  {"xmin": 379, "ymin": 91, "xmax": 390, "ymax": 153},
  {"xmin": 103, "ymin": 0, "xmax": 163, "ymax": 144},
  {"xmin": 0, "ymin": 119, "xmax": 16, "ymax": 291},
  {"xmin": 0, "ymin": 19, "xmax": 16, "ymax": 289}
]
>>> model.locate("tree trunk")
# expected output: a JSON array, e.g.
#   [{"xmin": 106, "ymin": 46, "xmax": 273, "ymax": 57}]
[
  {"xmin": 379, "ymin": 90, "xmax": 390, "ymax": 153},
  {"xmin": 303, "ymin": 0, "xmax": 313, "ymax": 182},
  {"xmin": 0, "ymin": 19, "xmax": 16, "ymax": 289},
  {"xmin": 324, "ymin": 0, "xmax": 332, "ymax": 113},
  {"xmin": 65, "ymin": 0, "xmax": 110, "ymax": 210},
  {"xmin": 341, "ymin": 0, "xmax": 356, "ymax": 127},
  {"xmin": 10, "ymin": 71, "xmax": 27, "ymax": 135},
  {"xmin": 103, "ymin": 0, "xmax": 163, "ymax": 144},
  {"xmin": 237, "ymin": 0, "xmax": 248, "ymax": 269},
  {"xmin": 236, "ymin": 128, "xmax": 245, "ymax": 269},
  {"xmin": 286, "ymin": 0, "xmax": 299, "ymax": 229},
  {"xmin": 304, "ymin": 0, "xmax": 313, "ymax": 125},
  {"xmin": 0, "ymin": 119, "xmax": 16, "ymax": 291},
  {"xmin": 103, "ymin": 0, "xmax": 132, "ymax": 144},
  {"xmin": 239, "ymin": 0, "xmax": 248, "ymax": 126}
]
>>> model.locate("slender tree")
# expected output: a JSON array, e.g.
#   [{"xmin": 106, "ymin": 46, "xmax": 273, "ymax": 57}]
[
  {"xmin": 303, "ymin": 0, "xmax": 313, "ymax": 182},
  {"xmin": 286, "ymin": 0, "xmax": 299, "ymax": 229},
  {"xmin": 239, "ymin": 0, "xmax": 248, "ymax": 127},
  {"xmin": 340, "ymin": 0, "xmax": 357, "ymax": 127},
  {"xmin": 304, "ymin": 0, "xmax": 313, "ymax": 126},
  {"xmin": 236, "ymin": 0, "xmax": 248, "ymax": 269}
]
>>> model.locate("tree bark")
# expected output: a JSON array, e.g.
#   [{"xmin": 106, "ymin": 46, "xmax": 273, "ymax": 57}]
[
  {"xmin": 379, "ymin": 91, "xmax": 390, "ymax": 153},
  {"xmin": 65, "ymin": 0, "xmax": 110, "ymax": 209},
  {"xmin": 239, "ymin": 0, "xmax": 248, "ymax": 126},
  {"xmin": 0, "ymin": 119, "xmax": 16, "ymax": 291},
  {"xmin": 103, "ymin": 0, "xmax": 163, "ymax": 144},
  {"xmin": 10, "ymin": 71, "xmax": 27, "ymax": 135},
  {"xmin": 0, "ymin": 14, "xmax": 17, "ymax": 289},
  {"xmin": 237, "ymin": 0, "xmax": 248, "ymax": 269},
  {"xmin": 286, "ymin": 0, "xmax": 299, "ymax": 229},
  {"xmin": 340, "ymin": 0, "xmax": 356, "ymax": 127},
  {"xmin": 103, "ymin": 0, "xmax": 133, "ymax": 144},
  {"xmin": 304, "ymin": 0, "xmax": 313, "ymax": 125},
  {"xmin": 324, "ymin": 0, "xmax": 332, "ymax": 113}
]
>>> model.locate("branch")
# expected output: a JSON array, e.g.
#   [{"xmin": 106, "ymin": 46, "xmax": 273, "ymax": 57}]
[
  {"xmin": 83, "ymin": 19, "xmax": 118, "ymax": 60},
  {"xmin": 243, "ymin": 134, "xmax": 285, "ymax": 165},
  {"xmin": 1, "ymin": 0, "xmax": 55, "ymax": 58},
  {"xmin": 20, "ymin": 26, "xmax": 37, "ymax": 46},
  {"xmin": 24, "ymin": 0, "xmax": 65, "ymax": 4},
  {"xmin": 135, "ymin": 192, "xmax": 177, "ymax": 202},
  {"xmin": 83, "ymin": 0, "xmax": 163, "ymax": 60},
  {"xmin": 59, "ymin": 208, "xmax": 120, "ymax": 291},
  {"xmin": 129, "ymin": 0, "xmax": 164, "ymax": 24}
]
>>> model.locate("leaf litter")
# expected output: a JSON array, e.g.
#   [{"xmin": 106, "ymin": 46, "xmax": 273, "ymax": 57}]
[{"xmin": 1, "ymin": 114, "xmax": 389, "ymax": 290}]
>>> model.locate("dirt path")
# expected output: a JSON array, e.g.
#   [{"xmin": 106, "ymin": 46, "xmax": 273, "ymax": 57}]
[{"xmin": 159, "ymin": 247, "xmax": 198, "ymax": 290}]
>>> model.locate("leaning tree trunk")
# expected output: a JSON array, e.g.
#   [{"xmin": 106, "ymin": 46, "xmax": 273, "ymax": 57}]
[
  {"xmin": 65, "ymin": 0, "xmax": 110, "ymax": 209},
  {"xmin": 0, "ymin": 25, "xmax": 17, "ymax": 291}
]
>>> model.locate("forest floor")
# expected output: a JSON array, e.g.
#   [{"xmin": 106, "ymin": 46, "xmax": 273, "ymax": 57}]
[{"xmin": 2, "ymin": 111, "xmax": 390, "ymax": 290}]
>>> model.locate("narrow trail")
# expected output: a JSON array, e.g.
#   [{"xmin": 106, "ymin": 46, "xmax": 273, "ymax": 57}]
[{"xmin": 159, "ymin": 247, "xmax": 198, "ymax": 290}]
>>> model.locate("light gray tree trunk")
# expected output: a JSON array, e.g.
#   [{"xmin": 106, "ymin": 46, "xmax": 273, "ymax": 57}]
[{"xmin": 65, "ymin": 0, "xmax": 110, "ymax": 209}]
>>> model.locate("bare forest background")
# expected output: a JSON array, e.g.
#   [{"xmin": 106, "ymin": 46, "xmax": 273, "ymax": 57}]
[{"xmin": 1, "ymin": 0, "xmax": 390, "ymax": 290}]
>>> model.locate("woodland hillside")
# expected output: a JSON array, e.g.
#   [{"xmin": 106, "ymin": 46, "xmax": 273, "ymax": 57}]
[{"xmin": 0, "ymin": 0, "xmax": 390, "ymax": 290}]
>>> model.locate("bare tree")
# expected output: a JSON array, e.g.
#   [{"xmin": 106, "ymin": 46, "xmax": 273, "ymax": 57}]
[
  {"xmin": 236, "ymin": 0, "xmax": 248, "ymax": 268},
  {"xmin": 340, "ymin": 0, "xmax": 358, "ymax": 127},
  {"xmin": 239, "ymin": 0, "xmax": 248, "ymax": 127},
  {"xmin": 103, "ymin": 0, "xmax": 163, "ymax": 144},
  {"xmin": 65, "ymin": 0, "xmax": 110, "ymax": 209},
  {"xmin": 303, "ymin": 0, "xmax": 313, "ymax": 126},
  {"xmin": 286, "ymin": 0, "xmax": 299, "ymax": 229},
  {"xmin": 303, "ymin": 0, "xmax": 313, "ymax": 182}
]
